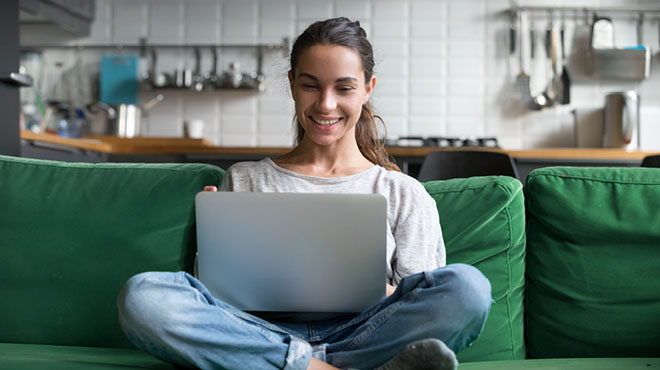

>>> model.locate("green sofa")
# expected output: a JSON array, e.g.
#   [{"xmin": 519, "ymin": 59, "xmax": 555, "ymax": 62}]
[{"xmin": 1, "ymin": 155, "xmax": 658, "ymax": 369}]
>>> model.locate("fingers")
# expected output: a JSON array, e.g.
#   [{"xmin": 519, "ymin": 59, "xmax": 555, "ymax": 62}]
[{"xmin": 203, "ymin": 186, "xmax": 218, "ymax": 192}]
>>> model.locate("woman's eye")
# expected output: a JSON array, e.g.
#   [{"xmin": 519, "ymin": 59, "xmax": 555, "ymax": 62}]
[
  {"xmin": 338, "ymin": 86, "xmax": 355, "ymax": 92},
  {"xmin": 302, "ymin": 84, "xmax": 317, "ymax": 89}
]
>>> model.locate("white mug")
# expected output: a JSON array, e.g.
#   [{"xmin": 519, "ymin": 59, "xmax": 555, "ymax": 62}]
[{"xmin": 186, "ymin": 119, "xmax": 205, "ymax": 139}]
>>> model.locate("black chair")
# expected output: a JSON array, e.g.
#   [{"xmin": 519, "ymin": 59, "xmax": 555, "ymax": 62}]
[
  {"xmin": 417, "ymin": 150, "xmax": 520, "ymax": 182},
  {"xmin": 641, "ymin": 155, "xmax": 660, "ymax": 168}
]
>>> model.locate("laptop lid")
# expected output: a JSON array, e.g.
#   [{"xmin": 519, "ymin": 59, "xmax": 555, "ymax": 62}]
[{"xmin": 195, "ymin": 192, "xmax": 387, "ymax": 313}]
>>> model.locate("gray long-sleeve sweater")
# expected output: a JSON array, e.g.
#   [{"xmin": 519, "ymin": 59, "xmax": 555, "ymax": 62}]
[{"xmin": 220, "ymin": 158, "xmax": 445, "ymax": 285}]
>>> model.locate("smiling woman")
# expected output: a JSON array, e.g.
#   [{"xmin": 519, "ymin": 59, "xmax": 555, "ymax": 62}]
[
  {"xmin": 282, "ymin": 18, "xmax": 399, "ymax": 175},
  {"xmin": 278, "ymin": 44, "xmax": 378, "ymax": 176},
  {"xmin": 117, "ymin": 17, "xmax": 492, "ymax": 370}
]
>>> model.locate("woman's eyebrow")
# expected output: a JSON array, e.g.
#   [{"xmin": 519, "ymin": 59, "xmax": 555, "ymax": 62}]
[
  {"xmin": 297, "ymin": 73, "xmax": 357, "ymax": 84},
  {"xmin": 335, "ymin": 77, "xmax": 358, "ymax": 83},
  {"xmin": 297, "ymin": 73, "xmax": 318, "ymax": 81}
]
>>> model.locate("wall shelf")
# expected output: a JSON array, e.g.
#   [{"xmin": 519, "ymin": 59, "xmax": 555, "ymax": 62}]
[
  {"xmin": 20, "ymin": 38, "xmax": 289, "ymax": 54},
  {"xmin": 506, "ymin": 5, "xmax": 660, "ymax": 20},
  {"xmin": 21, "ymin": 38, "xmax": 289, "ymax": 94}
]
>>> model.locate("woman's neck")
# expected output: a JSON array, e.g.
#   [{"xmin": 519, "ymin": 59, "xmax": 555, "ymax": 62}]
[{"xmin": 274, "ymin": 138, "xmax": 375, "ymax": 178}]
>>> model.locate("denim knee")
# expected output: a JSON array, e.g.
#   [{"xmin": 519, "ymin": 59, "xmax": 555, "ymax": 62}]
[
  {"xmin": 117, "ymin": 271, "xmax": 181, "ymax": 335},
  {"xmin": 429, "ymin": 264, "xmax": 492, "ymax": 323}
]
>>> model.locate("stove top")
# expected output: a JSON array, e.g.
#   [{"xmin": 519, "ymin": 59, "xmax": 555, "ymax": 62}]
[{"xmin": 386, "ymin": 136, "xmax": 500, "ymax": 148}]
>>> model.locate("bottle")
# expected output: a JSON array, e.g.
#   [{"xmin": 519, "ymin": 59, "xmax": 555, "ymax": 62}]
[{"xmin": 228, "ymin": 62, "xmax": 242, "ymax": 88}]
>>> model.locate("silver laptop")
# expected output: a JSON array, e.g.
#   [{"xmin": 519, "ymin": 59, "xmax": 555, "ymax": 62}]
[{"xmin": 195, "ymin": 192, "xmax": 387, "ymax": 313}]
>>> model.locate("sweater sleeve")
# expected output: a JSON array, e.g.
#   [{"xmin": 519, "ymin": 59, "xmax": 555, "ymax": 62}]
[{"xmin": 390, "ymin": 180, "xmax": 446, "ymax": 285}]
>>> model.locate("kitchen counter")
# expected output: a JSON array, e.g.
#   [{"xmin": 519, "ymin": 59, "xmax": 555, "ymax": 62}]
[
  {"xmin": 19, "ymin": 131, "xmax": 657, "ymax": 159},
  {"xmin": 19, "ymin": 131, "xmax": 659, "ymax": 179}
]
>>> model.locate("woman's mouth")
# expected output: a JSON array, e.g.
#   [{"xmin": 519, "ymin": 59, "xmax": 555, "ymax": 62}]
[{"xmin": 310, "ymin": 116, "xmax": 341, "ymax": 129}]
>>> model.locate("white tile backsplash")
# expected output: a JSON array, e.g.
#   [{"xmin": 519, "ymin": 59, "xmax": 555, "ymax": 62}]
[
  {"xmin": 259, "ymin": 21, "xmax": 295, "ymax": 44},
  {"xmin": 31, "ymin": 0, "xmax": 660, "ymax": 150},
  {"xmin": 83, "ymin": 0, "xmax": 111, "ymax": 44},
  {"xmin": 447, "ymin": 98, "xmax": 484, "ymax": 116},
  {"xmin": 410, "ymin": 98, "xmax": 445, "ymax": 116},
  {"xmin": 409, "ymin": 78, "xmax": 446, "ymax": 97},
  {"xmin": 448, "ymin": 40, "xmax": 485, "ymax": 58},
  {"xmin": 383, "ymin": 116, "xmax": 408, "ymax": 137},
  {"xmin": 410, "ymin": 40, "xmax": 445, "ymax": 58},
  {"xmin": 446, "ymin": 116, "xmax": 484, "ymax": 137},
  {"xmin": 258, "ymin": 116, "xmax": 295, "ymax": 135},
  {"xmin": 409, "ymin": 117, "xmax": 445, "ymax": 136},
  {"xmin": 410, "ymin": 0, "xmax": 446, "ymax": 20},
  {"xmin": 376, "ymin": 58, "xmax": 408, "ymax": 77},
  {"xmin": 372, "ymin": 96, "xmax": 407, "ymax": 116},
  {"xmin": 220, "ymin": 93, "xmax": 257, "ymax": 116},
  {"xmin": 410, "ymin": 20, "xmax": 445, "ymax": 39},
  {"xmin": 222, "ymin": 115, "xmax": 257, "ymax": 135},
  {"xmin": 372, "ymin": 40, "xmax": 408, "ymax": 58},
  {"xmin": 185, "ymin": 0, "xmax": 221, "ymax": 44},
  {"xmin": 148, "ymin": 0, "xmax": 183, "ymax": 44},
  {"xmin": 222, "ymin": 20, "xmax": 257, "ymax": 43},
  {"xmin": 448, "ymin": 0, "xmax": 485, "ymax": 19},
  {"xmin": 259, "ymin": 96, "xmax": 294, "ymax": 116},
  {"xmin": 448, "ymin": 79, "xmax": 484, "ymax": 97},
  {"xmin": 448, "ymin": 58, "xmax": 484, "ymax": 77},
  {"xmin": 261, "ymin": 0, "xmax": 295, "ymax": 20},
  {"xmin": 335, "ymin": 0, "xmax": 371, "ymax": 20},
  {"xmin": 409, "ymin": 58, "xmax": 445, "ymax": 77},
  {"xmin": 223, "ymin": 0, "xmax": 258, "ymax": 20},
  {"xmin": 297, "ymin": 0, "xmax": 333, "ymax": 19},
  {"xmin": 112, "ymin": 0, "xmax": 147, "ymax": 44},
  {"xmin": 374, "ymin": 77, "xmax": 407, "ymax": 96},
  {"xmin": 372, "ymin": 1, "xmax": 408, "ymax": 21}
]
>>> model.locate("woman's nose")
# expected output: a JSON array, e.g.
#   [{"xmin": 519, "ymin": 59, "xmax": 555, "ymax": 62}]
[{"xmin": 317, "ymin": 90, "xmax": 337, "ymax": 111}]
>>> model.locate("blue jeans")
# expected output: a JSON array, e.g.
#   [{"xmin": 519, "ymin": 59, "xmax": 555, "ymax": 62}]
[{"xmin": 117, "ymin": 264, "xmax": 491, "ymax": 370}]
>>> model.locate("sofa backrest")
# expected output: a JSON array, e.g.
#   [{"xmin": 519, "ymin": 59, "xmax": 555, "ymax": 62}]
[
  {"xmin": 525, "ymin": 167, "xmax": 660, "ymax": 358},
  {"xmin": 0, "ymin": 155, "xmax": 224, "ymax": 348},
  {"xmin": 424, "ymin": 176, "xmax": 526, "ymax": 362}
]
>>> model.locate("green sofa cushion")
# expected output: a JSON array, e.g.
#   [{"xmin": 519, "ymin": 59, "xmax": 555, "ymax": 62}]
[
  {"xmin": 458, "ymin": 357, "xmax": 660, "ymax": 369},
  {"xmin": 0, "ymin": 343, "xmax": 174, "ymax": 369},
  {"xmin": 424, "ymin": 176, "xmax": 526, "ymax": 362},
  {"xmin": 525, "ymin": 167, "xmax": 660, "ymax": 358},
  {"xmin": 0, "ymin": 155, "xmax": 224, "ymax": 349}
]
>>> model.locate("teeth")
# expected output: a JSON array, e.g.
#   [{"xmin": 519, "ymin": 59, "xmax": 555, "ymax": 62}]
[{"xmin": 314, "ymin": 118, "xmax": 339, "ymax": 126}]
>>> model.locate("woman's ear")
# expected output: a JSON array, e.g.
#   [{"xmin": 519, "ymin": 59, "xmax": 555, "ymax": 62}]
[
  {"xmin": 364, "ymin": 75, "xmax": 376, "ymax": 103},
  {"xmin": 288, "ymin": 70, "xmax": 294, "ymax": 95}
]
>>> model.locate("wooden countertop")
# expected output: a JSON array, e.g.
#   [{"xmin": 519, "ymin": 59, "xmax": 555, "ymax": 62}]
[{"xmin": 20, "ymin": 131, "xmax": 659, "ymax": 160}]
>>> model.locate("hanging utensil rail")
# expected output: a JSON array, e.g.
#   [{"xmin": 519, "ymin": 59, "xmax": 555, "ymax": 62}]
[
  {"xmin": 20, "ymin": 38, "xmax": 290, "ymax": 77},
  {"xmin": 507, "ymin": 6, "xmax": 660, "ymax": 20}
]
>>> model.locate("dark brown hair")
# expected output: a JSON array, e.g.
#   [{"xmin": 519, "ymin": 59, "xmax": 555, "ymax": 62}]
[{"xmin": 289, "ymin": 17, "xmax": 400, "ymax": 171}]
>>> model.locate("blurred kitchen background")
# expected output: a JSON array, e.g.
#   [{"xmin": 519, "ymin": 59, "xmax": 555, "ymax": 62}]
[{"xmin": 13, "ymin": 0, "xmax": 660, "ymax": 149}]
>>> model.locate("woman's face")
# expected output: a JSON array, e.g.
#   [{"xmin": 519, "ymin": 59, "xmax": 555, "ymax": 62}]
[{"xmin": 289, "ymin": 44, "xmax": 375, "ymax": 148}]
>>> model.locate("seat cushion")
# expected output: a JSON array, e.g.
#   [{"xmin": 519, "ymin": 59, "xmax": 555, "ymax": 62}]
[
  {"xmin": 458, "ymin": 357, "xmax": 660, "ymax": 370},
  {"xmin": 424, "ymin": 176, "xmax": 526, "ymax": 362},
  {"xmin": 525, "ymin": 167, "xmax": 660, "ymax": 358},
  {"xmin": 0, "ymin": 343, "xmax": 174, "ymax": 369},
  {"xmin": 0, "ymin": 155, "xmax": 224, "ymax": 349}
]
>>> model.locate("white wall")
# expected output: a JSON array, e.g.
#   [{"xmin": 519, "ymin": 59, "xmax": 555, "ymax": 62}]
[{"xmin": 21, "ymin": 0, "xmax": 660, "ymax": 149}]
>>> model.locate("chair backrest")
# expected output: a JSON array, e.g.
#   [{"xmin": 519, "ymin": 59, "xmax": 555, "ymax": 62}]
[
  {"xmin": 417, "ymin": 150, "xmax": 520, "ymax": 181},
  {"xmin": 641, "ymin": 154, "xmax": 660, "ymax": 168}
]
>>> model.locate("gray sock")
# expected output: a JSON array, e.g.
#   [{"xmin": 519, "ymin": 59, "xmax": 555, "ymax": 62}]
[{"xmin": 373, "ymin": 338, "xmax": 458, "ymax": 370}]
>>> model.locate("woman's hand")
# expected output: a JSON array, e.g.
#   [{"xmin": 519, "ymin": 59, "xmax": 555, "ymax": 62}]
[
  {"xmin": 203, "ymin": 186, "xmax": 218, "ymax": 192},
  {"xmin": 386, "ymin": 283, "xmax": 396, "ymax": 297}
]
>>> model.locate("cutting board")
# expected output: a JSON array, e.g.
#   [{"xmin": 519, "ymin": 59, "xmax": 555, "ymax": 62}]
[{"xmin": 100, "ymin": 55, "xmax": 138, "ymax": 105}]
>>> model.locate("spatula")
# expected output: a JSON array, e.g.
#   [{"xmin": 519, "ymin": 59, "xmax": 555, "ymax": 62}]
[
  {"xmin": 516, "ymin": 12, "xmax": 533, "ymax": 104},
  {"xmin": 560, "ymin": 21, "xmax": 571, "ymax": 104}
]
